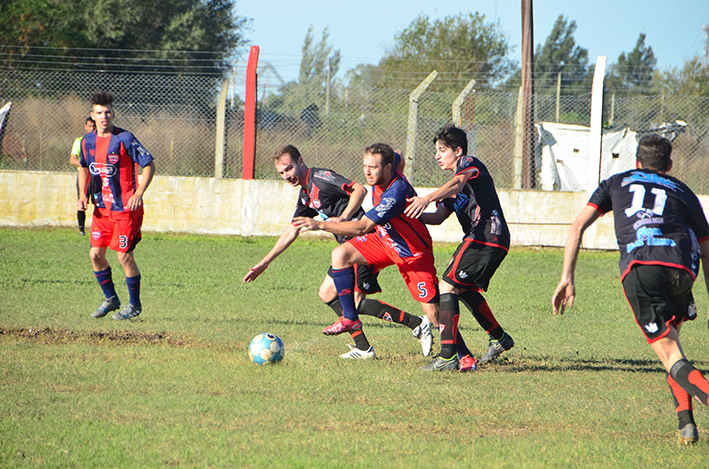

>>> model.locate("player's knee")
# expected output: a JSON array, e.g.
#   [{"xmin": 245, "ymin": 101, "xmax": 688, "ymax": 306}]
[
  {"xmin": 331, "ymin": 244, "xmax": 356, "ymax": 267},
  {"xmin": 319, "ymin": 282, "xmax": 336, "ymax": 302}
]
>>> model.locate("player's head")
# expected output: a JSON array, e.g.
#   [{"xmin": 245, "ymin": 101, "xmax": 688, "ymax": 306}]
[
  {"xmin": 274, "ymin": 144, "xmax": 306, "ymax": 187},
  {"xmin": 636, "ymin": 135, "xmax": 672, "ymax": 172},
  {"xmin": 434, "ymin": 124, "xmax": 468, "ymax": 156},
  {"xmin": 363, "ymin": 143, "xmax": 395, "ymax": 187},
  {"xmin": 89, "ymin": 91, "xmax": 115, "ymax": 133},
  {"xmin": 84, "ymin": 117, "xmax": 96, "ymax": 133}
]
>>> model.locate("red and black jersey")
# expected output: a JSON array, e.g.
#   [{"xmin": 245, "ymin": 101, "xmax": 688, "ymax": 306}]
[
  {"xmin": 293, "ymin": 167, "xmax": 365, "ymax": 244},
  {"xmin": 440, "ymin": 155, "xmax": 509, "ymax": 250},
  {"xmin": 365, "ymin": 170, "xmax": 433, "ymax": 258},
  {"xmin": 589, "ymin": 169, "xmax": 709, "ymax": 280},
  {"xmin": 79, "ymin": 127, "xmax": 154, "ymax": 212}
]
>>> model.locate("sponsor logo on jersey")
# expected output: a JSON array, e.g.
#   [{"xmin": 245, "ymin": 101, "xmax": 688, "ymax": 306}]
[
  {"xmin": 375, "ymin": 197, "xmax": 396, "ymax": 216},
  {"xmin": 314, "ymin": 170, "xmax": 336, "ymax": 182},
  {"xmin": 644, "ymin": 322, "xmax": 658, "ymax": 334},
  {"xmin": 108, "ymin": 152, "xmax": 119, "ymax": 164},
  {"xmin": 89, "ymin": 149, "xmax": 95, "ymax": 157},
  {"xmin": 310, "ymin": 197, "xmax": 321, "ymax": 209},
  {"xmin": 621, "ymin": 171, "xmax": 681, "ymax": 192},
  {"xmin": 92, "ymin": 230, "xmax": 101, "ymax": 240},
  {"xmin": 89, "ymin": 162, "xmax": 117, "ymax": 177},
  {"xmin": 132, "ymin": 140, "xmax": 149, "ymax": 157},
  {"xmin": 626, "ymin": 226, "xmax": 677, "ymax": 253}
]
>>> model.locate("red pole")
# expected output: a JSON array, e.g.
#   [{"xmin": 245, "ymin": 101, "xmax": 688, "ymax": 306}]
[{"xmin": 242, "ymin": 46, "xmax": 259, "ymax": 180}]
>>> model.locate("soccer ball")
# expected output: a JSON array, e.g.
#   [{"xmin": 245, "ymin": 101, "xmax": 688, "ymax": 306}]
[{"xmin": 248, "ymin": 333, "xmax": 285, "ymax": 365}]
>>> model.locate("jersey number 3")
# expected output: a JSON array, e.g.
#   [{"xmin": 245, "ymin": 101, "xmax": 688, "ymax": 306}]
[{"xmin": 624, "ymin": 184, "xmax": 667, "ymax": 217}]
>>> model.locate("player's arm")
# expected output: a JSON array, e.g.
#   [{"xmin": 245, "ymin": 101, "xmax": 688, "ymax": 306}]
[
  {"xmin": 404, "ymin": 172, "xmax": 468, "ymax": 219},
  {"xmin": 552, "ymin": 205, "xmax": 601, "ymax": 315},
  {"xmin": 292, "ymin": 215, "xmax": 377, "ymax": 238},
  {"xmin": 330, "ymin": 182, "xmax": 367, "ymax": 222},
  {"xmin": 244, "ymin": 223, "xmax": 301, "ymax": 282},
  {"xmin": 77, "ymin": 167, "xmax": 90, "ymax": 211},
  {"xmin": 69, "ymin": 138, "xmax": 81, "ymax": 167},
  {"xmin": 419, "ymin": 201, "xmax": 451, "ymax": 226},
  {"xmin": 126, "ymin": 161, "xmax": 156, "ymax": 211}
]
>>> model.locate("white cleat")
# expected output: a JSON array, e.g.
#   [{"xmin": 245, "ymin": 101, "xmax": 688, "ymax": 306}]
[
  {"xmin": 412, "ymin": 315, "xmax": 433, "ymax": 356},
  {"xmin": 340, "ymin": 344, "xmax": 377, "ymax": 359}
]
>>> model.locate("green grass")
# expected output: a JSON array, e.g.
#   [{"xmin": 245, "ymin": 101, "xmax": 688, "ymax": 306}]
[{"xmin": 1, "ymin": 227, "xmax": 708, "ymax": 467}]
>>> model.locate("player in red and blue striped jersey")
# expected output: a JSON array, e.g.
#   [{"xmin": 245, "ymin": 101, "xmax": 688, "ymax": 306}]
[{"xmin": 77, "ymin": 91, "xmax": 156, "ymax": 321}]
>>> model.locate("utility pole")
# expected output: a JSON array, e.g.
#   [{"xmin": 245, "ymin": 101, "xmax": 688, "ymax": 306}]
[{"xmin": 703, "ymin": 25, "xmax": 709, "ymax": 70}]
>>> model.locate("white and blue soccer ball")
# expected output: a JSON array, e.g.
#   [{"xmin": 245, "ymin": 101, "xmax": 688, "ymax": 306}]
[{"xmin": 248, "ymin": 333, "xmax": 285, "ymax": 365}]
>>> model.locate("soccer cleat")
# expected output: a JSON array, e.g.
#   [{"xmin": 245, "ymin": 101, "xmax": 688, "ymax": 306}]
[
  {"xmin": 421, "ymin": 356, "xmax": 459, "ymax": 371},
  {"xmin": 479, "ymin": 333, "xmax": 515, "ymax": 365},
  {"xmin": 677, "ymin": 423, "xmax": 699, "ymax": 445},
  {"xmin": 322, "ymin": 317, "xmax": 362, "ymax": 335},
  {"xmin": 92, "ymin": 296, "xmax": 120, "ymax": 318},
  {"xmin": 112, "ymin": 303, "xmax": 141, "ymax": 320},
  {"xmin": 412, "ymin": 315, "xmax": 433, "ymax": 357},
  {"xmin": 340, "ymin": 344, "xmax": 377, "ymax": 359},
  {"xmin": 459, "ymin": 354, "xmax": 478, "ymax": 372}
]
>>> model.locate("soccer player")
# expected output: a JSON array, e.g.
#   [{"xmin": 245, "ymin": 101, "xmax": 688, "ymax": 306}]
[
  {"xmin": 69, "ymin": 116, "xmax": 95, "ymax": 235},
  {"xmin": 552, "ymin": 134, "xmax": 709, "ymax": 444},
  {"xmin": 244, "ymin": 145, "xmax": 433, "ymax": 359},
  {"xmin": 293, "ymin": 143, "xmax": 475, "ymax": 370},
  {"xmin": 405, "ymin": 124, "xmax": 514, "ymax": 369},
  {"xmin": 77, "ymin": 91, "xmax": 156, "ymax": 320}
]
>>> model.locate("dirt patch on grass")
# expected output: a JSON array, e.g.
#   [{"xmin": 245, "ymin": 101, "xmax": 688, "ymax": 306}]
[{"xmin": 0, "ymin": 327, "xmax": 189, "ymax": 346}]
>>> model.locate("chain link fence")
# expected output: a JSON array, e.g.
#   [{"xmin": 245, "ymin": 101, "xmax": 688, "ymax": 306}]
[{"xmin": 2, "ymin": 68, "xmax": 709, "ymax": 194}]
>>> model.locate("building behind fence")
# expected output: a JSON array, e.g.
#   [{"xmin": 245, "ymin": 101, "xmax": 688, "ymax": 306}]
[{"xmin": 1, "ymin": 67, "xmax": 708, "ymax": 194}]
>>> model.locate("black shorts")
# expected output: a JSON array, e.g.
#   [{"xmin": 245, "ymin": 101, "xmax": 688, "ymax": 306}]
[
  {"xmin": 622, "ymin": 264, "xmax": 697, "ymax": 343},
  {"xmin": 442, "ymin": 239, "xmax": 507, "ymax": 292},
  {"xmin": 327, "ymin": 263, "xmax": 381, "ymax": 295}
]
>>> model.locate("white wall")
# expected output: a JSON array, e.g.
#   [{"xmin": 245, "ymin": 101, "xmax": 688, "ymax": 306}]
[{"xmin": 0, "ymin": 170, "xmax": 655, "ymax": 251}]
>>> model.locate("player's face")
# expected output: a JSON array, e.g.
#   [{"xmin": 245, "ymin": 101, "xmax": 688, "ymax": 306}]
[
  {"xmin": 274, "ymin": 155, "xmax": 305, "ymax": 187},
  {"xmin": 84, "ymin": 120, "xmax": 95, "ymax": 133},
  {"xmin": 363, "ymin": 152, "xmax": 391, "ymax": 187},
  {"xmin": 435, "ymin": 141, "xmax": 462, "ymax": 171},
  {"xmin": 91, "ymin": 104, "xmax": 114, "ymax": 135}
]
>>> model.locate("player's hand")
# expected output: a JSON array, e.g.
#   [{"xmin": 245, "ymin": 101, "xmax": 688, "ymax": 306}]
[
  {"xmin": 243, "ymin": 262, "xmax": 268, "ymax": 282},
  {"xmin": 552, "ymin": 280, "xmax": 575, "ymax": 315},
  {"xmin": 327, "ymin": 216, "xmax": 344, "ymax": 223},
  {"xmin": 77, "ymin": 195, "xmax": 89, "ymax": 211},
  {"xmin": 292, "ymin": 217, "xmax": 321, "ymax": 232},
  {"xmin": 126, "ymin": 193, "xmax": 144, "ymax": 211},
  {"xmin": 404, "ymin": 196, "xmax": 430, "ymax": 219}
]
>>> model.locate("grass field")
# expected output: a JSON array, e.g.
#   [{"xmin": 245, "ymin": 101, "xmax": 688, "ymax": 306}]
[{"xmin": 1, "ymin": 227, "xmax": 709, "ymax": 468}]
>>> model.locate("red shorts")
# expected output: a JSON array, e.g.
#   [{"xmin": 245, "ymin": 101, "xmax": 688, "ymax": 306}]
[
  {"xmin": 349, "ymin": 233, "xmax": 439, "ymax": 303},
  {"xmin": 90, "ymin": 206, "xmax": 143, "ymax": 253}
]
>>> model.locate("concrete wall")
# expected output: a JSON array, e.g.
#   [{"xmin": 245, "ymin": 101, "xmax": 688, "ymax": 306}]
[{"xmin": 2, "ymin": 169, "xmax": 677, "ymax": 251}]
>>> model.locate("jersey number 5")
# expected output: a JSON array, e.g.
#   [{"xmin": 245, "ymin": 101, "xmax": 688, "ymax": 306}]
[{"xmin": 624, "ymin": 184, "xmax": 667, "ymax": 217}]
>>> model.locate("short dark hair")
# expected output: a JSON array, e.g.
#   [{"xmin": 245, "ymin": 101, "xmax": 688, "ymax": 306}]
[
  {"xmin": 364, "ymin": 143, "xmax": 395, "ymax": 168},
  {"xmin": 636, "ymin": 134, "xmax": 672, "ymax": 172},
  {"xmin": 85, "ymin": 117, "xmax": 95, "ymax": 125},
  {"xmin": 273, "ymin": 144, "xmax": 301, "ymax": 163},
  {"xmin": 89, "ymin": 91, "xmax": 114, "ymax": 108},
  {"xmin": 434, "ymin": 124, "xmax": 468, "ymax": 155}
]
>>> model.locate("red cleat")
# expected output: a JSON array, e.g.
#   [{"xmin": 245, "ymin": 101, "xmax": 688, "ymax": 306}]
[
  {"xmin": 459, "ymin": 354, "xmax": 478, "ymax": 372},
  {"xmin": 322, "ymin": 317, "xmax": 362, "ymax": 335}
]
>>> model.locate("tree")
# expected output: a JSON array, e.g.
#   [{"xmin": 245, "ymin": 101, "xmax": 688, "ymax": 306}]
[
  {"xmin": 0, "ymin": 0, "xmax": 249, "ymax": 75},
  {"xmin": 370, "ymin": 12, "xmax": 514, "ymax": 91},
  {"xmin": 607, "ymin": 33, "xmax": 657, "ymax": 94},
  {"xmin": 656, "ymin": 56, "xmax": 709, "ymax": 97},
  {"xmin": 533, "ymin": 15, "xmax": 589, "ymax": 93}
]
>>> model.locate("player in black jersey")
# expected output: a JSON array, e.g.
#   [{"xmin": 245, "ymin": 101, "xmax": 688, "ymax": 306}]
[
  {"xmin": 553, "ymin": 135, "xmax": 709, "ymax": 444},
  {"xmin": 405, "ymin": 124, "xmax": 514, "ymax": 371},
  {"xmin": 244, "ymin": 145, "xmax": 433, "ymax": 359}
]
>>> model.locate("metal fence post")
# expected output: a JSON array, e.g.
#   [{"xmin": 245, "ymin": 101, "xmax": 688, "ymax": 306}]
[
  {"xmin": 452, "ymin": 79, "xmax": 476, "ymax": 127},
  {"xmin": 405, "ymin": 70, "xmax": 438, "ymax": 181},
  {"xmin": 214, "ymin": 78, "xmax": 229, "ymax": 179}
]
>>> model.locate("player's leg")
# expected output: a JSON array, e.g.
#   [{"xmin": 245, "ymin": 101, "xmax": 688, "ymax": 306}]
[
  {"xmin": 320, "ymin": 274, "xmax": 373, "ymax": 356},
  {"xmin": 111, "ymin": 209, "xmax": 144, "ymax": 320},
  {"xmin": 436, "ymin": 282, "xmax": 476, "ymax": 371},
  {"xmin": 651, "ymin": 330, "xmax": 709, "ymax": 407},
  {"xmin": 88, "ymin": 208, "xmax": 120, "ymax": 318},
  {"xmin": 76, "ymin": 176, "xmax": 85, "ymax": 235},
  {"xmin": 322, "ymin": 241, "xmax": 369, "ymax": 335},
  {"xmin": 667, "ymin": 371, "xmax": 698, "ymax": 444}
]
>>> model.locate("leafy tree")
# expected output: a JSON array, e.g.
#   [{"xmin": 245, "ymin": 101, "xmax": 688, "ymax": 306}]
[
  {"xmin": 655, "ymin": 56, "xmax": 709, "ymax": 97},
  {"xmin": 607, "ymin": 33, "xmax": 657, "ymax": 94},
  {"xmin": 368, "ymin": 12, "xmax": 514, "ymax": 91},
  {"xmin": 533, "ymin": 15, "xmax": 589, "ymax": 93},
  {"xmin": 1, "ymin": 0, "xmax": 248, "ymax": 75}
]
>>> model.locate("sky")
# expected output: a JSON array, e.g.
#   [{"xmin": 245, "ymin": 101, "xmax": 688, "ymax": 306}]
[{"xmin": 235, "ymin": 0, "xmax": 709, "ymax": 89}]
